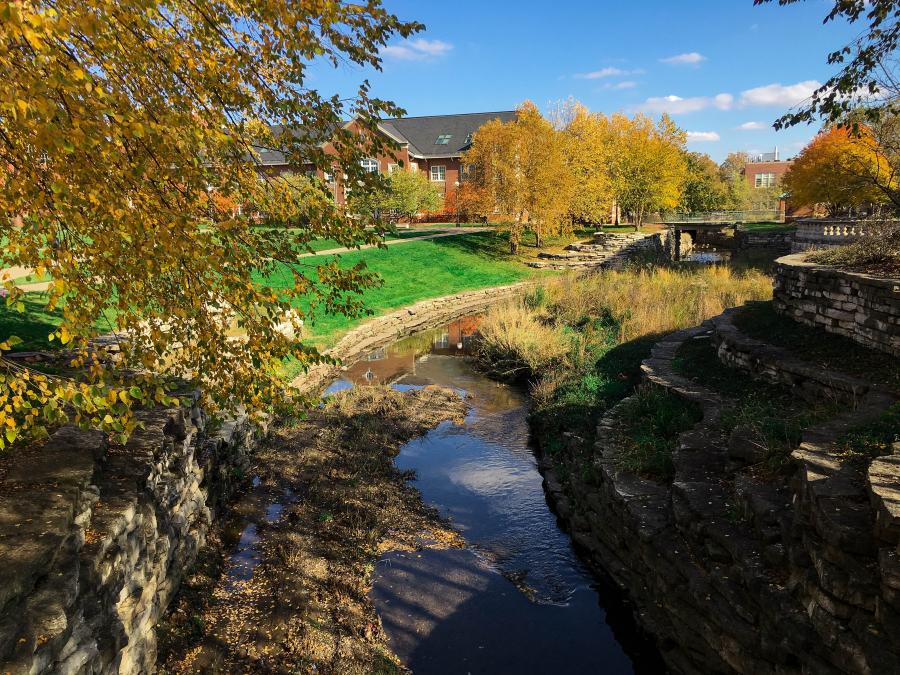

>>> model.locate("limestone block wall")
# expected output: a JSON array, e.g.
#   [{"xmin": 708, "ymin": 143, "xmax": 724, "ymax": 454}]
[
  {"xmin": 539, "ymin": 321, "xmax": 900, "ymax": 674},
  {"xmin": 0, "ymin": 401, "xmax": 257, "ymax": 675},
  {"xmin": 735, "ymin": 229, "xmax": 792, "ymax": 252},
  {"xmin": 773, "ymin": 253, "xmax": 900, "ymax": 357},
  {"xmin": 293, "ymin": 282, "xmax": 532, "ymax": 393}
]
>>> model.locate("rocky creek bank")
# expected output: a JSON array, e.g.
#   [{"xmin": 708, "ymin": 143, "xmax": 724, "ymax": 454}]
[
  {"xmin": 158, "ymin": 385, "xmax": 467, "ymax": 674},
  {"xmin": 531, "ymin": 312, "xmax": 900, "ymax": 674}
]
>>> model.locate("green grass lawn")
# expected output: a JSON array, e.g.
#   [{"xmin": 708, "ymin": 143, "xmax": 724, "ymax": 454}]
[
  {"xmin": 256, "ymin": 231, "xmax": 545, "ymax": 350},
  {"xmin": 302, "ymin": 228, "xmax": 444, "ymax": 253},
  {"xmin": 0, "ymin": 231, "xmax": 550, "ymax": 360},
  {"xmin": 738, "ymin": 222, "xmax": 796, "ymax": 233}
]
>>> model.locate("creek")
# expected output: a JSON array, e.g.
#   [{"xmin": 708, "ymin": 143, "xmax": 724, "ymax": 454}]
[{"xmin": 325, "ymin": 318, "xmax": 665, "ymax": 674}]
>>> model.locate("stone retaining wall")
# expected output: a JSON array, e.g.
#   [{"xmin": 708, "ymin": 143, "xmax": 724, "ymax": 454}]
[
  {"xmin": 735, "ymin": 229, "xmax": 793, "ymax": 252},
  {"xmin": 0, "ymin": 400, "xmax": 257, "ymax": 674},
  {"xmin": 293, "ymin": 282, "xmax": 532, "ymax": 393},
  {"xmin": 773, "ymin": 253, "xmax": 900, "ymax": 357},
  {"xmin": 538, "ymin": 320, "xmax": 900, "ymax": 674}
]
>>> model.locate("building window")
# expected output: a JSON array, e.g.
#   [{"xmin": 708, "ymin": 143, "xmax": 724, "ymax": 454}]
[
  {"xmin": 430, "ymin": 165, "xmax": 446, "ymax": 182},
  {"xmin": 755, "ymin": 172, "xmax": 777, "ymax": 188},
  {"xmin": 388, "ymin": 163, "xmax": 400, "ymax": 174},
  {"xmin": 461, "ymin": 164, "xmax": 476, "ymax": 181},
  {"xmin": 323, "ymin": 171, "xmax": 334, "ymax": 183},
  {"xmin": 360, "ymin": 158, "xmax": 379, "ymax": 173},
  {"xmin": 435, "ymin": 134, "xmax": 452, "ymax": 145}
]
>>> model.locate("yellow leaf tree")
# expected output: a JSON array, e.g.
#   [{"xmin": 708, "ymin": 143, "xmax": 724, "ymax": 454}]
[
  {"xmin": 784, "ymin": 125, "xmax": 895, "ymax": 215},
  {"xmin": 464, "ymin": 101, "xmax": 574, "ymax": 252},
  {"xmin": 558, "ymin": 100, "xmax": 614, "ymax": 226},
  {"xmin": 0, "ymin": 0, "xmax": 420, "ymax": 445},
  {"xmin": 606, "ymin": 113, "xmax": 688, "ymax": 229}
]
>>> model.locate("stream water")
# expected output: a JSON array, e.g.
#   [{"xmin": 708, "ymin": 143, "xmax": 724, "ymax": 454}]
[{"xmin": 325, "ymin": 319, "xmax": 664, "ymax": 674}]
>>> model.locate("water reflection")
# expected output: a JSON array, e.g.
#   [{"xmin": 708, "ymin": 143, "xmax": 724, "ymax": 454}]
[{"xmin": 336, "ymin": 317, "xmax": 663, "ymax": 674}]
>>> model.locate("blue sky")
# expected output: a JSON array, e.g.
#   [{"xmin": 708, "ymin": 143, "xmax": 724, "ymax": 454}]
[{"xmin": 308, "ymin": 0, "xmax": 859, "ymax": 162}]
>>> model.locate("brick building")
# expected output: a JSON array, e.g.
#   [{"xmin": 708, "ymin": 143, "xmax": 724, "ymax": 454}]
[
  {"xmin": 742, "ymin": 149, "xmax": 812, "ymax": 216},
  {"xmin": 256, "ymin": 110, "xmax": 516, "ymax": 207}
]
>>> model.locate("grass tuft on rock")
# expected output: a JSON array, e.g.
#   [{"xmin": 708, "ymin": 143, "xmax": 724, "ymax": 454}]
[{"xmin": 615, "ymin": 385, "xmax": 703, "ymax": 480}]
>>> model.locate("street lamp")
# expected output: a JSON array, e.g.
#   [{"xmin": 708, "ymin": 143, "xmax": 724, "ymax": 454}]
[{"xmin": 454, "ymin": 180, "xmax": 460, "ymax": 227}]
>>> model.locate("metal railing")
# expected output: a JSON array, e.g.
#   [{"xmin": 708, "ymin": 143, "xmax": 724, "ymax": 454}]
[{"xmin": 657, "ymin": 210, "xmax": 784, "ymax": 224}]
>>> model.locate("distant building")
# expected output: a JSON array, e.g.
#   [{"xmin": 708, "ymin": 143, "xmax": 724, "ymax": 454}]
[
  {"xmin": 742, "ymin": 148, "xmax": 811, "ymax": 217},
  {"xmin": 256, "ymin": 111, "xmax": 516, "ymax": 208}
]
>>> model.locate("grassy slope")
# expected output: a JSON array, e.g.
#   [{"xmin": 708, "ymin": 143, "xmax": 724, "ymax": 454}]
[
  {"xmin": 1, "ymin": 231, "xmax": 547, "ymax": 353},
  {"xmin": 256, "ymin": 232, "xmax": 543, "ymax": 347}
]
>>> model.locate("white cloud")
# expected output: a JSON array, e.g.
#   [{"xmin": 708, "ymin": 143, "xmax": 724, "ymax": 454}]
[
  {"xmin": 738, "ymin": 121, "xmax": 767, "ymax": 130},
  {"xmin": 738, "ymin": 80, "xmax": 821, "ymax": 107},
  {"xmin": 660, "ymin": 52, "xmax": 706, "ymax": 65},
  {"xmin": 603, "ymin": 80, "xmax": 638, "ymax": 90},
  {"xmin": 381, "ymin": 38, "xmax": 453, "ymax": 61},
  {"xmin": 686, "ymin": 131, "xmax": 720, "ymax": 142},
  {"xmin": 638, "ymin": 92, "xmax": 733, "ymax": 114},
  {"xmin": 574, "ymin": 67, "xmax": 643, "ymax": 80}
]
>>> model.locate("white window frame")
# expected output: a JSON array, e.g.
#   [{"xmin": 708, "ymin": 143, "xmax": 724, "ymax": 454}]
[
  {"xmin": 388, "ymin": 163, "xmax": 400, "ymax": 174},
  {"xmin": 755, "ymin": 172, "xmax": 776, "ymax": 188},
  {"xmin": 360, "ymin": 158, "xmax": 379, "ymax": 174},
  {"xmin": 430, "ymin": 165, "xmax": 446, "ymax": 182}
]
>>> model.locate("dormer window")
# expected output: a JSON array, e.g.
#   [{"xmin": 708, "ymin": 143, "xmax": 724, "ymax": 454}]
[{"xmin": 435, "ymin": 134, "xmax": 452, "ymax": 145}]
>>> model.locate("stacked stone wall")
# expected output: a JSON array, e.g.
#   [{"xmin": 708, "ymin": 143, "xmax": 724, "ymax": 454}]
[
  {"xmin": 773, "ymin": 253, "xmax": 900, "ymax": 357},
  {"xmin": 0, "ymin": 400, "xmax": 257, "ymax": 674}
]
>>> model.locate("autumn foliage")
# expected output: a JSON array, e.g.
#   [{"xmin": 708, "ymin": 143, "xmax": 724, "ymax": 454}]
[
  {"xmin": 784, "ymin": 126, "xmax": 896, "ymax": 215},
  {"xmin": 0, "ymin": 1, "xmax": 420, "ymax": 445}
]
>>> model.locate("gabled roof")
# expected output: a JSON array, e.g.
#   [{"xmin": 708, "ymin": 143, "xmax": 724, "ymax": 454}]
[
  {"xmin": 253, "ymin": 123, "xmax": 340, "ymax": 166},
  {"xmin": 378, "ymin": 111, "xmax": 516, "ymax": 159}
]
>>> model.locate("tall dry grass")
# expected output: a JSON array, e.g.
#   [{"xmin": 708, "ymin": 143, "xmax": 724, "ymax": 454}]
[
  {"xmin": 475, "ymin": 301, "xmax": 570, "ymax": 378},
  {"xmin": 544, "ymin": 266, "xmax": 772, "ymax": 342}
]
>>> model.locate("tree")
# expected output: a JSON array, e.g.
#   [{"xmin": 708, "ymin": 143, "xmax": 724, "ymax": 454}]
[
  {"xmin": 0, "ymin": 1, "xmax": 420, "ymax": 446},
  {"xmin": 784, "ymin": 126, "xmax": 895, "ymax": 214},
  {"xmin": 386, "ymin": 170, "xmax": 444, "ymax": 222},
  {"xmin": 754, "ymin": 0, "xmax": 899, "ymax": 128},
  {"xmin": 678, "ymin": 152, "xmax": 729, "ymax": 213},
  {"xmin": 558, "ymin": 100, "xmax": 614, "ymax": 226},
  {"xmin": 606, "ymin": 113, "xmax": 688, "ymax": 229},
  {"xmin": 464, "ymin": 101, "xmax": 575, "ymax": 252},
  {"xmin": 719, "ymin": 152, "xmax": 753, "ymax": 211}
]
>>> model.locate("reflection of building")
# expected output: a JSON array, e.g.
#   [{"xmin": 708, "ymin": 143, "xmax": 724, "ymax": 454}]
[
  {"xmin": 431, "ymin": 317, "xmax": 480, "ymax": 355},
  {"xmin": 339, "ymin": 317, "xmax": 483, "ymax": 386}
]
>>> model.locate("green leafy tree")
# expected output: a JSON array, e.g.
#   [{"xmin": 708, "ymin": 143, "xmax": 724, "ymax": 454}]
[
  {"xmin": 678, "ymin": 152, "xmax": 729, "ymax": 213},
  {"xmin": 386, "ymin": 170, "xmax": 444, "ymax": 222},
  {"xmin": 0, "ymin": 0, "xmax": 420, "ymax": 445},
  {"xmin": 719, "ymin": 152, "xmax": 753, "ymax": 211}
]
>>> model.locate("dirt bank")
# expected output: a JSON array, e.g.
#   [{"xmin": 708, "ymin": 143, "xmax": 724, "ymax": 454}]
[{"xmin": 158, "ymin": 385, "xmax": 466, "ymax": 674}]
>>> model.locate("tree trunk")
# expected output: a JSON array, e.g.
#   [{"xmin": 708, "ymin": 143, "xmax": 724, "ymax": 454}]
[
  {"xmin": 534, "ymin": 229, "xmax": 542, "ymax": 248},
  {"xmin": 510, "ymin": 238, "xmax": 519, "ymax": 254}
]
